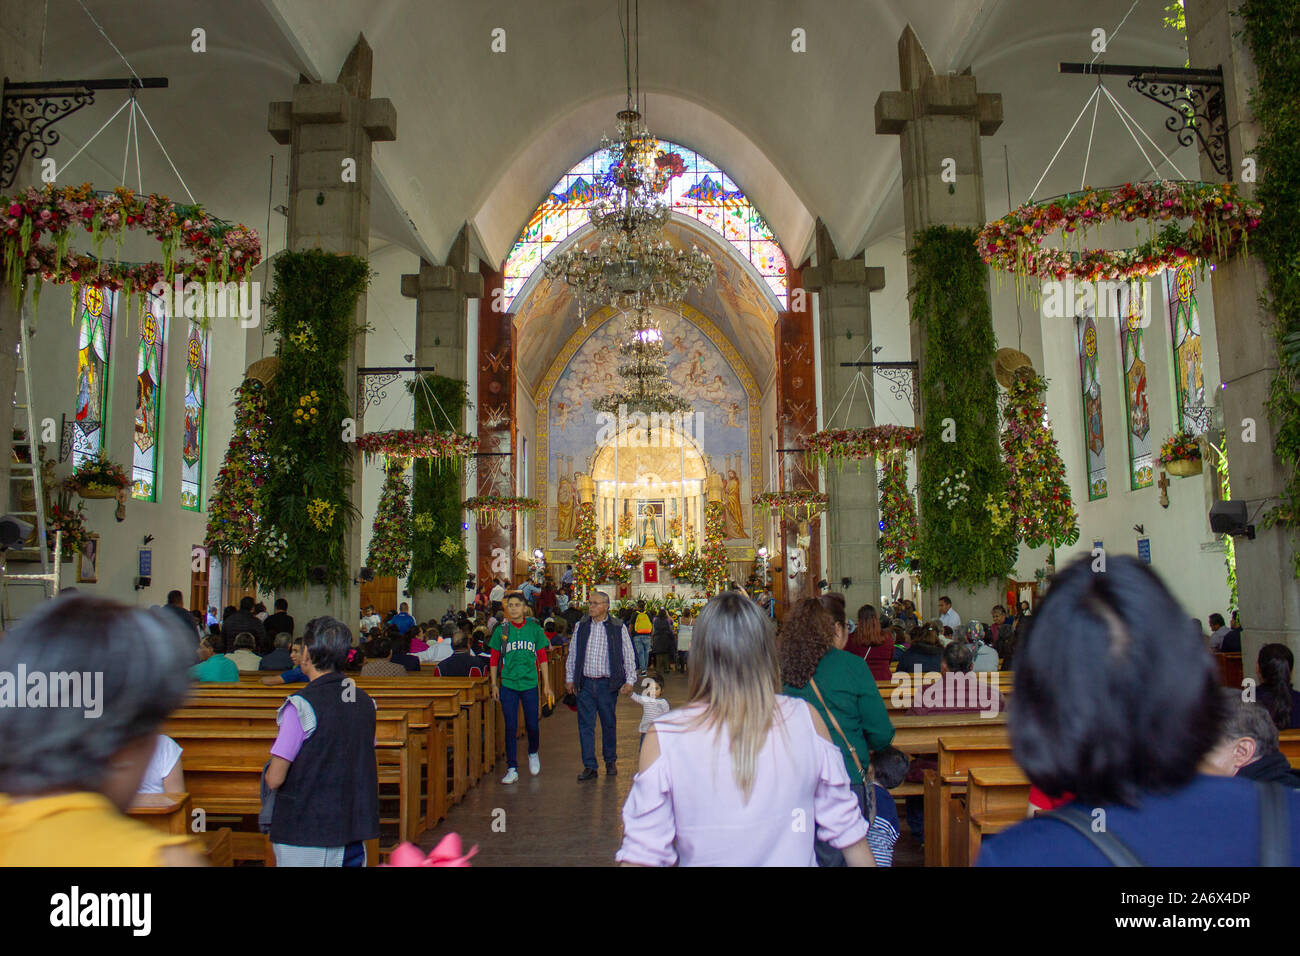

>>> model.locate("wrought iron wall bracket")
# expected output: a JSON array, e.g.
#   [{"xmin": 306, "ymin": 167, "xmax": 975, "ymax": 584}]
[
  {"xmin": 838, "ymin": 360, "xmax": 920, "ymax": 412},
  {"xmin": 355, "ymin": 365, "xmax": 439, "ymax": 417},
  {"xmin": 1059, "ymin": 62, "xmax": 1230, "ymax": 178},
  {"xmin": 1, "ymin": 76, "xmax": 168, "ymax": 190}
]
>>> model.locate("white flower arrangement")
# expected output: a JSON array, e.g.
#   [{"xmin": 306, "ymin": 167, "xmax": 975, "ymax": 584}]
[
  {"xmin": 261, "ymin": 529, "xmax": 289, "ymax": 560},
  {"xmin": 936, "ymin": 469, "xmax": 972, "ymax": 511}
]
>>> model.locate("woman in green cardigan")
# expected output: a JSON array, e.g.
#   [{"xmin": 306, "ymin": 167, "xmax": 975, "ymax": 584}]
[{"xmin": 779, "ymin": 593, "xmax": 896, "ymax": 867}]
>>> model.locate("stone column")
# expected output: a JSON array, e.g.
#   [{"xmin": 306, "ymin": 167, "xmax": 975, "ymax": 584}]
[
  {"xmin": 0, "ymin": 0, "xmax": 49, "ymax": 518},
  {"xmin": 803, "ymin": 222, "xmax": 886, "ymax": 602},
  {"xmin": 1187, "ymin": 0, "xmax": 1300, "ymax": 660},
  {"xmin": 267, "ymin": 34, "xmax": 396, "ymax": 627},
  {"xmin": 403, "ymin": 228, "xmax": 482, "ymax": 620},
  {"xmin": 875, "ymin": 25, "xmax": 1004, "ymax": 616}
]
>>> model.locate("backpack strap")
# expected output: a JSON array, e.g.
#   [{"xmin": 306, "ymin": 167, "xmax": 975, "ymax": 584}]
[
  {"xmin": 1039, "ymin": 804, "xmax": 1143, "ymax": 866},
  {"xmin": 1259, "ymin": 782, "xmax": 1290, "ymax": 867}
]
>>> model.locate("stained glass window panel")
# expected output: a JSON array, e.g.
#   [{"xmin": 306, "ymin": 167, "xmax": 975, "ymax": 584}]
[
  {"xmin": 72, "ymin": 286, "xmax": 114, "ymax": 470},
  {"xmin": 132, "ymin": 296, "xmax": 166, "ymax": 501},
  {"xmin": 1076, "ymin": 311, "xmax": 1107, "ymax": 500},
  {"xmin": 180, "ymin": 321, "xmax": 209, "ymax": 510},
  {"xmin": 1166, "ymin": 263, "xmax": 1206, "ymax": 435},
  {"xmin": 503, "ymin": 140, "xmax": 788, "ymax": 309},
  {"xmin": 1117, "ymin": 283, "xmax": 1154, "ymax": 490}
]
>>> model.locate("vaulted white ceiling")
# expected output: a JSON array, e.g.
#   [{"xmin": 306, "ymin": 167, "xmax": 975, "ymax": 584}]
[{"xmin": 28, "ymin": 0, "xmax": 1198, "ymax": 278}]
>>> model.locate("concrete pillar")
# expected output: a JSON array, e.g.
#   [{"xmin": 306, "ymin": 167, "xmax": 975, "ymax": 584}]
[
  {"xmin": 267, "ymin": 34, "xmax": 396, "ymax": 628},
  {"xmin": 803, "ymin": 222, "xmax": 886, "ymax": 603},
  {"xmin": 0, "ymin": 0, "xmax": 49, "ymax": 521},
  {"xmin": 1187, "ymin": 0, "xmax": 1300, "ymax": 662},
  {"xmin": 402, "ymin": 228, "xmax": 482, "ymax": 620},
  {"xmin": 875, "ymin": 24, "xmax": 1004, "ymax": 616}
]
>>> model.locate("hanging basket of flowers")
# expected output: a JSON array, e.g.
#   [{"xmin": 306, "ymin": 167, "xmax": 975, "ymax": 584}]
[
  {"xmin": 805, "ymin": 425, "xmax": 922, "ymax": 471},
  {"xmin": 463, "ymin": 495, "xmax": 540, "ymax": 524},
  {"xmin": 1159, "ymin": 429, "xmax": 1204, "ymax": 476},
  {"xmin": 752, "ymin": 489, "xmax": 829, "ymax": 520},
  {"xmin": 977, "ymin": 180, "xmax": 1262, "ymax": 284},
  {"xmin": 355, "ymin": 429, "xmax": 479, "ymax": 465},
  {"xmin": 65, "ymin": 453, "xmax": 131, "ymax": 498},
  {"xmin": 0, "ymin": 183, "xmax": 261, "ymax": 311}
]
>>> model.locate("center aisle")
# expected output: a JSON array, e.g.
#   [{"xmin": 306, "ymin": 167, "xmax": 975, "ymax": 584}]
[{"xmin": 417, "ymin": 669, "xmax": 686, "ymax": 866}]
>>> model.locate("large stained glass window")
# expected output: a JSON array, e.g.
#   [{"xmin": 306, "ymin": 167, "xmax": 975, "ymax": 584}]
[
  {"xmin": 132, "ymin": 296, "xmax": 167, "ymax": 501},
  {"xmin": 72, "ymin": 285, "xmax": 114, "ymax": 470},
  {"xmin": 180, "ymin": 321, "xmax": 208, "ymax": 510},
  {"xmin": 503, "ymin": 140, "xmax": 788, "ymax": 308},
  {"xmin": 1166, "ymin": 262, "xmax": 1207, "ymax": 435},
  {"xmin": 1117, "ymin": 282, "xmax": 1154, "ymax": 490},
  {"xmin": 1076, "ymin": 310, "xmax": 1107, "ymax": 500}
]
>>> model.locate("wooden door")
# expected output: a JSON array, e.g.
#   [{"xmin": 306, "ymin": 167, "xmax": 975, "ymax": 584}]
[
  {"xmin": 223, "ymin": 555, "xmax": 257, "ymax": 610},
  {"xmin": 189, "ymin": 555, "xmax": 209, "ymax": 615},
  {"xmin": 360, "ymin": 575, "xmax": 398, "ymax": 618}
]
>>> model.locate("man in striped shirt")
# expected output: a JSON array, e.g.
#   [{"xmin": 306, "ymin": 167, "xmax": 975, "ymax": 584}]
[{"xmin": 565, "ymin": 590, "xmax": 637, "ymax": 781}]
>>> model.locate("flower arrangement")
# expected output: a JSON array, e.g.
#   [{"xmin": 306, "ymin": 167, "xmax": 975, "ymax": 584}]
[
  {"xmin": 1158, "ymin": 429, "xmax": 1203, "ymax": 464},
  {"xmin": 592, "ymin": 549, "xmax": 631, "ymax": 584},
  {"xmin": 356, "ymin": 429, "xmax": 478, "ymax": 464},
  {"xmin": 259, "ymin": 528, "xmax": 289, "ymax": 562},
  {"xmin": 205, "ymin": 379, "xmax": 269, "ymax": 556},
  {"xmin": 293, "ymin": 390, "xmax": 320, "ymax": 426},
  {"xmin": 617, "ymin": 512, "xmax": 634, "ymax": 539},
  {"xmin": 67, "ymin": 453, "xmax": 130, "ymax": 497},
  {"xmin": 668, "ymin": 515, "xmax": 682, "ymax": 539},
  {"xmin": 658, "ymin": 543, "xmax": 682, "ymax": 571},
  {"xmin": 0, "ymin": 183, "xmax": 261, "ymax": 309},
  {"xmin": 620, "ymin": 545, "xmax": 643, "ymax": 567},
  {"xmin": 989, "ymin": 373, "xmax": 1080, "ymax": 550},
  {"xmin": 366, "ymin": 462, "xmax": 413, "ymax": 578},
  {"xmin": 463, "ymin": 495, "xmax": 541, "ymax": 524},
  {"xmin": 805, "ymin": 424, "xmax": 922, "ymax": 468},
  {"xmin": 935, "ymin": 470, "xmax": 972, "ymax": 511},
  {"xmin": 306, "ymin": 498, "xmax": 338, "ymax": 531},
  {"xmin": 877, "ymin": 449, "xmax": 918, "ymax": 573},
  {"xmin": 701, "ymin": 502, "xmax": 729, "ymax": 592},
  {"xmin": 977, "ymin": 180, "xmax": 1262, "ymax": 283},
  {"xmin": 47, "ymin": 499, "xmax": 89, "ymax": 554},
  {"xmin": 752, "ymin": 489, "xmax": 828, "ymax": 518}
]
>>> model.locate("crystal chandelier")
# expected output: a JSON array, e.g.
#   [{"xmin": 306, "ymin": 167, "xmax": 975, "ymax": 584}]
[
  {"xmin": 593, "ymin": 307, "xmax": 693, "ymax": 418},
  {"xmin": 542, "ymin": 2, "xmax": 714, "ymax": 322}
]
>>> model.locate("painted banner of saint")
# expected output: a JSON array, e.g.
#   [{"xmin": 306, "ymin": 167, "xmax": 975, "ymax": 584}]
[{"xmin": 723, "ymin": 468, "xmax": 746, "ymax": 539}]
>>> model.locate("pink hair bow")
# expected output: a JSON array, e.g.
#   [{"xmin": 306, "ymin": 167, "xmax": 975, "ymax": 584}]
[{"xmin": 382, "ymin": 833, "xmax": 479, "ymax": 867}]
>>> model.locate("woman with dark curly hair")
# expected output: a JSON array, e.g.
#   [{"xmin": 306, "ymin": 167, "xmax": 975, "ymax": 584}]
[
  {"xmin": 779, "ymin": 595, "xmax": 895, "ymax": 867},
  {"xmin": 897, "ymin": 623, "xmax": 944, "ymax": 675}
]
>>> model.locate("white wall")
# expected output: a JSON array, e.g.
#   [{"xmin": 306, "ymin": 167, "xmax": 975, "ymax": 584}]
[{"xmin": 12, "ymin": 281, "xmax": 243, "ymax": 616}]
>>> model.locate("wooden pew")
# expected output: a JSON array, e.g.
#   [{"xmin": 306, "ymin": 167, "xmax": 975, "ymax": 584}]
[
  {"xmin": 922, "ymin": 735, "xmax": 1013, "ymax": 867},
  {"xmin": 200, "ymin": 828, "xmax": 234, "ymax": 867},
  {"xmin": 128, "ymin": 792, "xmax": 192, "ymax": 836},
  {"xmin": 966, "ymin": 766, "xmax": 1032, "ymax": 865},
  {"xmin": 1214, "ymin": 652, "xmax": 1243, "ymax": 688},
  {"xmin": 1279, "ymin": 729, "xmax": 1300, "ymax": 766},
  {"xmin": 163, "ymin": 708, "xmax": 409, "ymax": 863},
  {"xmin": 890, "ymin": 711, "xmax": 1010, "ymax": 756}
]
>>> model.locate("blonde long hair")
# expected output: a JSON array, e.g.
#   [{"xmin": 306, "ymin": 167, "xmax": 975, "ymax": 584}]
[{"xmin": 684, "ymin": 590, "xmax": 781, "ymax": 802}]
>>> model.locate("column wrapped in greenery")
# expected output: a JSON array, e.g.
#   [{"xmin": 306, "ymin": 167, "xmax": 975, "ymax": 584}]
[
  {"xmin": 242, "ymin": 249, "xmax": 368, "ymax": 589},
  {"xmin": 573, "ymin": 502, "xmax": 600, "ymax": 590},
  {"xmin": 1242, "ymin": 0, "xmax": 1300, "ymax": 577},
  {"xmin": 702, "ymin": 501, "xmax": 729, "ymax": 592},
  {"xmin": 878, "ymin": 450, "xmax": 918, "ymax": 573},
  {"xmin": 408, "ymin": 373, "xmax": 469, "ymax": 591},
  {"xmin": 366, "ymin": 458, "xmax": 413, "ymax": 578},
  {"xmin": 910, "ymin": 226, "xmax": 1016, "ymax": 588},
  {"xmin": 205, "ymin": 378, "xmax": 268, "ymax": 557}
]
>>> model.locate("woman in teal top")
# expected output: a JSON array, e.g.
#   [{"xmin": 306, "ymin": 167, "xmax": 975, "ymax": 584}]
[{"xmin": 779, "ymin": 594, "xmax": 895, "ymax": 866}]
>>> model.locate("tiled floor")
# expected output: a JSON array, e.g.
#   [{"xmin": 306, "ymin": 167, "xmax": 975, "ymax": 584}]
[{"xmin": 418, "ymin": 669, "xmax": 924, "ymax": 867}]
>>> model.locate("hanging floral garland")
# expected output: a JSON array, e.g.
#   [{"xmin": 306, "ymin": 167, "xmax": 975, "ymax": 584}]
[
  {"xmin": 878, "ymin": 449, "xmax": 918, "ymax": 573},
  {"xmin": 366, "ymin": 459, "xmax": 414, "ymax": 577},
  {"xmin": 205, "ymin": 378, "xmax": 269, "ymax": 556},
  {"xmin": 1, "ymin": 183, "xmax": 261, "ymax": 308},
  {"xmin": 752, "ymin": 489, "xmax": 829, "ymax": 520},
  {"xmin": 978, "ymin": 180, "xmax": 1261, "ymax": 283},
  {"xmin": 985, "ymin": 372, "xmax": 1080, "ymax": 550},
  {"xmin": 805, "ymin": 424, "xmax": 922, "ymax": 470},
  {"xmin": 355, "ymin": 428, "xmax": 478, "ymax": 465},
  {"xmin": 463, "ymin": 494, "xmax": 540, "ymax": 524}
]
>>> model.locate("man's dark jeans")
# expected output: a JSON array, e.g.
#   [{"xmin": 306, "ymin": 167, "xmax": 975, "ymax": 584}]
[{"xmin": 577, "ymin": 676, "xmax": 619, "ymax": 770}]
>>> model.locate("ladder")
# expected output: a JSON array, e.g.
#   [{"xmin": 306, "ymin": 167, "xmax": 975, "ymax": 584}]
[{"xmin": 3, "ymin": 307, "xmax": 59, "ymax": 600}]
